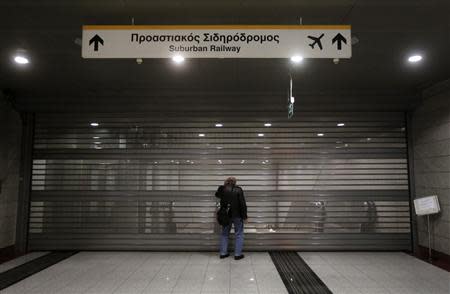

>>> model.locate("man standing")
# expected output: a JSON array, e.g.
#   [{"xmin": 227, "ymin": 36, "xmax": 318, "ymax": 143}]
[{"xmin": 215, "ymin": 177, "xmax": 248, "ymax": 260}]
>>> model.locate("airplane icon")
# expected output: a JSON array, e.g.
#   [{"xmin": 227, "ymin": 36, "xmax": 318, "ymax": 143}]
[{"xmin": 308, "ymin": 34, "xmax": 324, "ymax": 50}]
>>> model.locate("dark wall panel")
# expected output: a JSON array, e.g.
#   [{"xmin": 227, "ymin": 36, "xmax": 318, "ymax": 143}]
[{"xmin": 28, "ymin": 111, "xmax": 411, "ymax": 250}]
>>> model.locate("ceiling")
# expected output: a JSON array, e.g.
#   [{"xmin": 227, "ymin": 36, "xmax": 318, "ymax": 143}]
[{"xmin": 0, "ymin": 0, "xmax": 449, "ymax": 111}]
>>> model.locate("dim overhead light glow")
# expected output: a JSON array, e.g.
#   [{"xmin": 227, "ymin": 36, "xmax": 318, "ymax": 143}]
[
  {"xmin": 317, "ymin": 133, "xmax": 324, "ymax": 137},
  {"xmin": 14, "ymin": 55, "xmax": 29, "ymax": 64},
  {"xmin": 198, "ymin": 133, "xmax": 205, "ymax": 137},
  {"xmin": 290, "ymin": 55, "xmax": 303, "ymax": 63},
  {"xmin": 258, "ymin": 133, "xmax": 264, "ymax": 137},
  {"xmin": 172, "ymin": 55, "xmax": 185, "ymax": 63},
  {"xmin": 90, "ymin": 122, "xmax": 99, "ymax": 127},
  {"xmin": 215, "ymin": 123, "xmax": 223, "ymax": 127},
  {"xmin": 408, "ymin": 55, "xmax": 422, "ymax": 63}
]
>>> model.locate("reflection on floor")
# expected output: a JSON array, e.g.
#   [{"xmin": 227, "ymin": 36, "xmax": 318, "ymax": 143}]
[
  {"xmin": 299, "ymin": 252, "xmax": 450, "ymax": 294},
  {"xmin": 0, "ymin": 252, "xmax": 287, "ymax": 294}
]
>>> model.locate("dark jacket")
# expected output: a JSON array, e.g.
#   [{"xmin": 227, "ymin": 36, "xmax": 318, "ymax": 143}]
[{"xmin": 215, "ymin": 185, "xmax": 247, "ymax": 220}]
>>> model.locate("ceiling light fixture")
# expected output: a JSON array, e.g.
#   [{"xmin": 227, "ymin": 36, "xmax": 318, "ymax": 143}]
[
  {"xmin": 317, "ymin": 133, "xmax": 324, "ymax": 137},
  {"xmin": 215, "ymin": 123, "xmax": 223, "ymax": 127},
  {"xmin": 290, "ymin": 55, "xmax": 303, "ymax": 63},
  {"xmin": 172, "ymin": 55, "xmax": 185, "ymax": 63},
  {"xmin": 408, "ymin": 55, "xmax": 422, "ymax": 63},
  {"xmin": 264, "ymin": 123, "xmax": 272, "ymax": 127},
  {"xmin": 90, "ymin": 122, "xmax": 99, "ymax": 127},
  {"xmin": 198, "ymin": 133, "xmax": 205, "ymax": 137},
  {"xmin": 337, "ymin": 123, "xmax": 345, "ymax": 127},
  {"xmin": 258, "ymin": 133, "xmax": 264, "ymax": 137},
  {"xmin": 14, "ymin": 56, "xmax": 29, "ymax": 64}
]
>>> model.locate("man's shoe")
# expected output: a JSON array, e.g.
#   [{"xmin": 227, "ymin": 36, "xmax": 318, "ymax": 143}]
[
  {"xmin": 234, "ymin": 255, "xmax": 245, "ymax": 260},
  {"xmin": 220, "ymin": 254, "xmax": 230, "ymax": 259}
]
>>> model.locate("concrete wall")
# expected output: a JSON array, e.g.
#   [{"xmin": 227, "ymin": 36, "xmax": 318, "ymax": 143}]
[
  {"xmin": 412, "ymin": 84, "xmax": 450, "ymax": 256},
  {"xmin": 0, "ymin": 98, "xmax": 22, "ymax": 249}
]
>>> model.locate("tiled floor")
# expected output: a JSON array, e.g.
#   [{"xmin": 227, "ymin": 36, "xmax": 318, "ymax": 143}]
[
  {"xmin": 299, "ymin": 252, "xmax": 450, "ymax": 294},
  {"xmin": 2, "ymin": 251, "xmax": 449, "ymax": 294},
  {"xmin": 0, "ymin": 252, "xmax": 49, "ymax": 274},
  {"xmin": 0, "ymin": 252, "xmax": 287, "ymax": 294}
]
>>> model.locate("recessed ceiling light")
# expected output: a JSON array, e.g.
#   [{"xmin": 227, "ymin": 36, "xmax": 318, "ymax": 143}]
[
  {"xmin": 317, "ymin": 133, "xmax": 324, "ymax": 137},
  {"xmin": 258, "ymin": 133, "xmax": 264, "ymax": 137},
  {"xmin": 92, "ymin": 136, "xmax": 100, "ymax": 139},
  {"xmin": 14, "ymin": 55, "xmax": 29, "ymax": 64},
  {"xmin": 198, "ymin": 133, "xmax": 205, "ymax": 137},
  {"xmin": 337, "ymin": 123, "xmax": 345, "ymax": 127},
  {"xmin": 408, "ymin": 55, "xmax": 422, "ymax": 63},
  {"xmin": 215, "ymin": 123, "xmax": 223, "ymax": 127},
  {"xmin": 290, "ymin": 55, "xmax": 303, "ymax": 63},
  {"xmin": 264, "ymin": 123, "xmax": 272, "ymax": 127},
  {"xmin": 90, "ymin": 122, "xmax": 99, "ymax": 127},
  {"xmin": 172, "ymin": 55, "xmax": 185, "ymax": 63}
]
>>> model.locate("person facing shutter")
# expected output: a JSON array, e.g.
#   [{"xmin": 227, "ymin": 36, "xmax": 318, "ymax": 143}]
[{"xmin": 215, "ymin": 176, "xmax": 248, "ymax": 260}]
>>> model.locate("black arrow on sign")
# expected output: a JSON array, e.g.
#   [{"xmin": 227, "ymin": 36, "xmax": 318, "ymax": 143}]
[
  {"xmin": 89, "ymin": 34, "xmax": 104, "ymax": 51},
  {"xmin": 332, "ymin": 33, "xmax": 347, "ymax": 50}
]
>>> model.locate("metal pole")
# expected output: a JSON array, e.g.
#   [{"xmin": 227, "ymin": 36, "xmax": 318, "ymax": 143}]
[{"xmin": 427, "ymin": 214, "xmax": 432, "ymax": 262}]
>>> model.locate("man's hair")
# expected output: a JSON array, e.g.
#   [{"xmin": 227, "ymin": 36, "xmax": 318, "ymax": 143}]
[{"xmin": 224, "ymin": 176, "xmax": 237, "ymax": 186}]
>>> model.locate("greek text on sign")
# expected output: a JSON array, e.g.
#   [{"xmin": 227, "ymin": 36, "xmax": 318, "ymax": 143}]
[{"xmin": 82, "ymin": 25, "xmax": 351, "ymax": 59}]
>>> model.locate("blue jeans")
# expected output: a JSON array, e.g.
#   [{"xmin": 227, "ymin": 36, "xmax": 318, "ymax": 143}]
[{"xmin": 220, "ymin": 217, "xmax": 244, "ymax": 256}]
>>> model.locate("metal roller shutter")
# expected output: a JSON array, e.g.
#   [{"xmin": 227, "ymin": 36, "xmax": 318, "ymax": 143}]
[{"xmin": 28, "ymin": 111, "xmax": 411, "ymax": 250}]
